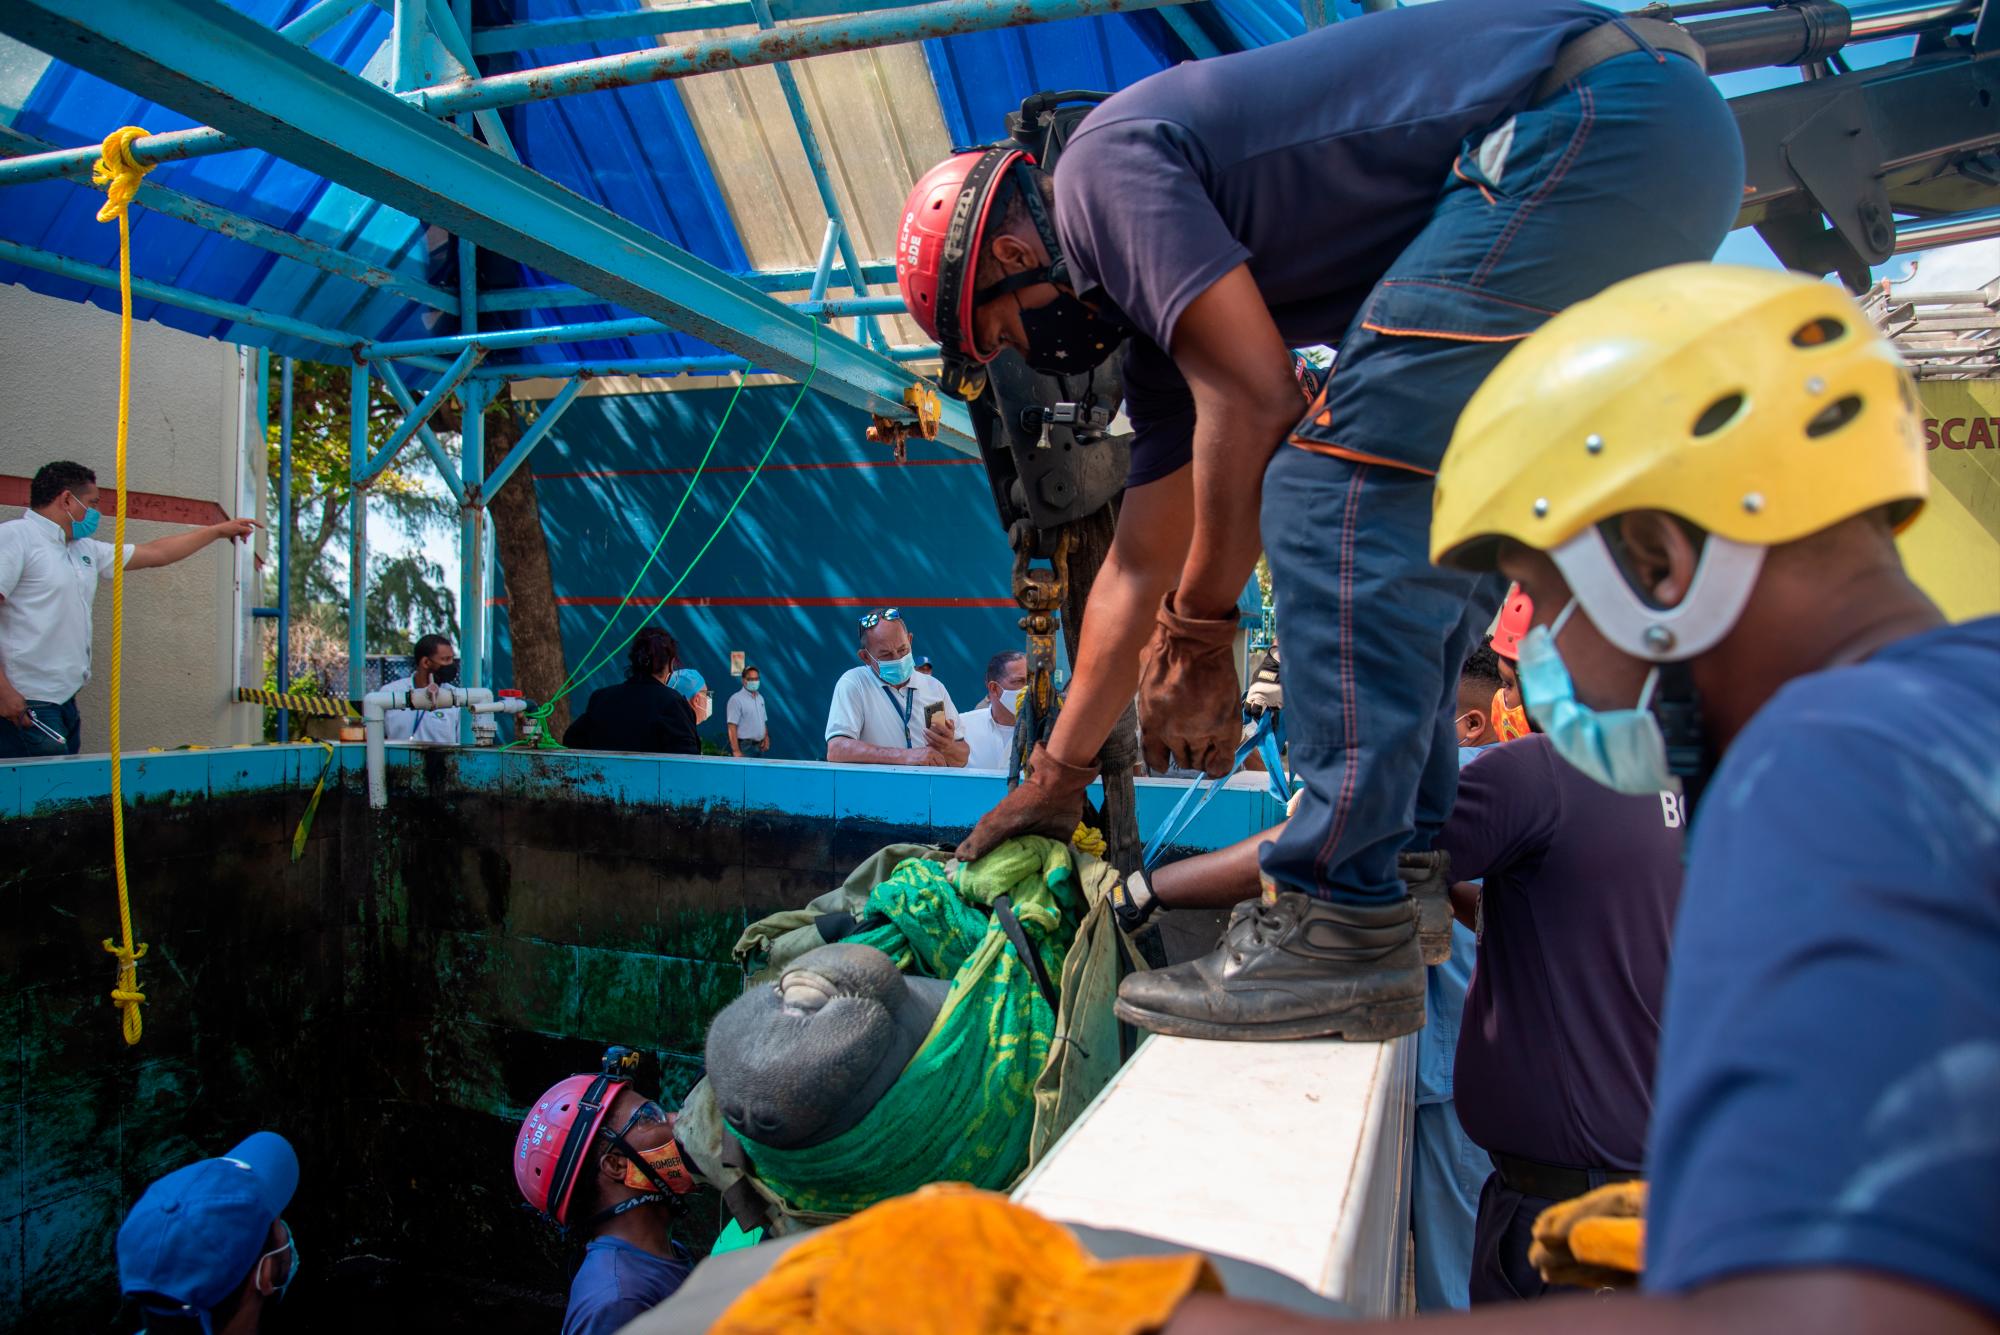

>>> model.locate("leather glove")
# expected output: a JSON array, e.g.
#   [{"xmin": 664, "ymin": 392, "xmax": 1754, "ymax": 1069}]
[
  {"xmin": 1530, "ymin": 1180, "xmax": 1646, "ymax": 1290},
  {"xmin": 1138, "ymin": 593, "xmax": 1242, "ymax": 778},
  {"xmin": 1396, "ymin": 849, "xmax": 1456, "ymax": 966},
  {"xmin": 956, "ymin": 743, "xmax": 1099, "ymax": 862}
]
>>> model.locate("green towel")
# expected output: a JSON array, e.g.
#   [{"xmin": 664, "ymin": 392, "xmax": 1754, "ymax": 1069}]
[{"xmin": 732, "ymin": 837, "xmax": 1082, "ymax": 1215}]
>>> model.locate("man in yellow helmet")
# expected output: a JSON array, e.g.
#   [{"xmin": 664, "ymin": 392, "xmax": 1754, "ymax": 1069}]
[{"xmin": 1412, "ymin": 262, "xmax": 2000, "ymax": 1329}]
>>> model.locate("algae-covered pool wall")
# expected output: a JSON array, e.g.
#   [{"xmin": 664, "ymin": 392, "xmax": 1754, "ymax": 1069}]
[{"xmin": 0, "ymin": 744, "xmax": 1285, "ymax": 1331}]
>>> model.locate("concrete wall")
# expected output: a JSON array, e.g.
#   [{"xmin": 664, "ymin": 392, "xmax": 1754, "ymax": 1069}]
[
  {"xmin": 0, "ymin": 283, "xmax": 256, "ymax": 751},
  {"xmin": 0, "ymin": 746, "xmax": 1285, "ymax": 1331}
]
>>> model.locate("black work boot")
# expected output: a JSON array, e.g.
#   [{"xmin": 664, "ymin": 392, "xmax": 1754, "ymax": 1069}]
[
  {"xmin": 1397, "ymin": 849, "xmax": 1456, "ymax": 966},
  {"xmin": 1113, "ymin": 891, "xmax": 1425, "ymax": 1042}
]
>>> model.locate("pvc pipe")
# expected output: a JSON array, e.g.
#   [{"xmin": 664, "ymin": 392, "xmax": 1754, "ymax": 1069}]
[{"xmin": 362, "ymin": 685, "xmax": 528, "ymax": 807}]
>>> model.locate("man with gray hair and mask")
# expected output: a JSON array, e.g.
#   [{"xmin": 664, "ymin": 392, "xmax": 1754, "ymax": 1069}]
[{"xmin": 825, "ymin": 608, "xmax": 967, "ymax": 768}]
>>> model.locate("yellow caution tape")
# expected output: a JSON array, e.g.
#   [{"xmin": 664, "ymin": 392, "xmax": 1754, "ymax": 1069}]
[{"xmin": 236, "ymin": 686, "xmax": 358, "ymax": 718}]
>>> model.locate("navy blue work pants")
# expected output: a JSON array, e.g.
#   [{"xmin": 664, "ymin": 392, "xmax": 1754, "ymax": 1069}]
[{"xmin": 1261, "ymin": 50, "xmax": 1744, "ymax": 905}]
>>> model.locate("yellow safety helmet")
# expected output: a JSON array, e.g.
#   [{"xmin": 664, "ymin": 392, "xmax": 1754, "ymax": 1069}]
[{"xmin": 1430, "ymin": 264, "xmax": 1927, "ymax": 661}]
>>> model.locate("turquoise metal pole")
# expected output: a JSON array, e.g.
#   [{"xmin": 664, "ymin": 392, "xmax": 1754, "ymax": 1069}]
[
  {"xmin": 0, "ymin": 0, "xmax": 1196, "ymax": 185},
  {"xmin": 466, "ymin": 344, "xmax": 941, "ymax": 378},
  {"xmin": 364, "ymin": 349, "xmax": 481, "ymax": 491},
  {"xmin": 477, "ymin": 263, "xmax": 898, "ymax": 313},
  {"xmin": 472, "ymin": 0, "xmax": 917, "ymax": 55},
  {"xmin": 459, "ymin": 380, "xmax": 490, "ymax": 742},
  {"xmin": 748, "ymin": 0, "xmax": 885, "ymax": 349},
  {"xmin": 0, "ymin": 237, "xmax": 361, "ymax": 350},
  {"xmin": 368, "ymin": 296, "xmax": 905, "ymax": 360},
  {"xmin": 348, "ymin": 362, "xmax": 370, "ymax": 701},
  {"xmin": 368, "ymin": 360, "xmax": 471, "ymax": 497},
  {"xmin": 392, "ymin": 0, "xmax": 426, "ymax": 91},
  {"xmin": 482, "ymin": 374, "xmax": 584, "ymax": 498},
  {"xmin": 277, "ymin": 357, "xmax": 294, "ymax": 742}
]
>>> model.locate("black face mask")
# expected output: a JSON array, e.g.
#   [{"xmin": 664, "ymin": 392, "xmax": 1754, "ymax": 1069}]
[
  {"xmin": 1017, "ymin": 290, "xmax": 1127, "ymax": 376},
  {"xmin": 428, "ymin": 660, "xmax": 460, "ymax": 686}
]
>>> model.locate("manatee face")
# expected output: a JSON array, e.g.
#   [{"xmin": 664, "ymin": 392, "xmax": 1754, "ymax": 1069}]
[{"xmin": 704, "ymin": 943, "xmax": 946, "ymax": 1150}]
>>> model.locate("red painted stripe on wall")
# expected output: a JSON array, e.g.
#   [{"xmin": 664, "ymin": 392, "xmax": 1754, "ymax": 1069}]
[
  {"xmin": 0, "ymin": 474, "xmax": 230, "ymax": 526},
  {"xmin": 487, "ymin": 594, "xmax": 1016, "ymax": 609},
  {"xmin": 533, "ymin": 457, "xmax": 982, "ymax": 481}
]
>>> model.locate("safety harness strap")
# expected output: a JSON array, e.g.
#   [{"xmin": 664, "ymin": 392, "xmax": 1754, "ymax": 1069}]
[
  {"xmin": 992, "ymin": 894, "xmax": 1060, "ymax": 1014},
  {"xmin": 1140, "ymin": 712, "xmax": 1290, "ymax": 872}
]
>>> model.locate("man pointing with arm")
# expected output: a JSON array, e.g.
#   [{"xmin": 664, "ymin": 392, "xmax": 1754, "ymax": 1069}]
[{"xmin": 0, "ymin": 460, "xmax": 255, "ymax": 757}]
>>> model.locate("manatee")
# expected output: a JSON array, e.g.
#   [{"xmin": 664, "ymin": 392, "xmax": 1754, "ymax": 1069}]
[{"xmin": 704, "ymin": 942, "xmax": 948, "ymax": 1150}]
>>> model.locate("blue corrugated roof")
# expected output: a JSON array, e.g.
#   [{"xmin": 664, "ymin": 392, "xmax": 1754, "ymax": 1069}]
[
  {"xmin": 0, "ymin": 0, "xmax": 1336, "ymax": 365},
  {"xmin": 0, "ymin": 0, "xmax": 435, "ymax": 359}
]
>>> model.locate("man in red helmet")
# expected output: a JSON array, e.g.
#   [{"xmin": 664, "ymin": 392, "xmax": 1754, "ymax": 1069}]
[
  {"xmin": 1488, "ymin": 587, "xmax": 1535, "ymax": 742},
  {"xmin": 516, "ymin": 1055, "xmax": 699, "ymax": 1335},
  {"xmin": 903, "ymin": 0, "xmax": 1743, "ymax": 1040}
]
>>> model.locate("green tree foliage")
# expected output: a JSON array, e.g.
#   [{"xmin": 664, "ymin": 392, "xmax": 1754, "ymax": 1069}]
[
  {"xmin": 264, "ymin": 357, "xmax": 457, "ymax": 646},
  {"xmin": 367, "ymin": 553, "xmax": 457, "ymax": 653}
]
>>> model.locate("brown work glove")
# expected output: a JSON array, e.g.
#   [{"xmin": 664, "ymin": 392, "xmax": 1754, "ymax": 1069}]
[
  {"xmin": 955, "ymin": 743, "xmax": 1100, "ymax": 862},
  {"xmin": 1138, "ymin": 593, "xmax": 1242, "ymax": 778},
  {"xmin": 1530, "ymin": 1180, "xmax": 1647, "ymax": 1290}
]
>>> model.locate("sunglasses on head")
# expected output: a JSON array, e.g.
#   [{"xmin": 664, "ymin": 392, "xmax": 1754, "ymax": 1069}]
[{"xmin": 858, "ymin": 608, "xmax": 904, "ymax": 630}]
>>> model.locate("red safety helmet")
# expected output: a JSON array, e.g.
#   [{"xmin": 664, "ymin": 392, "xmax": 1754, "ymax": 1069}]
[
  {"xmin": 897, "ymin": 146, "xmax": 1036, "ymax": 400},
  {"xmin": 514, "ymin": 1055, "xmax": 694, "ymax": 1227},
  {"xmin": 1490, "ymin": 584, "xmax": 1535, "ymax": 662}
]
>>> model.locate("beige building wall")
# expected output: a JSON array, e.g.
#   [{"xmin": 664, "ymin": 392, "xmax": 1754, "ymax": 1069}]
[{"xmin": 0, "ymin": 282, "xmax": 259, "ymax": 751}]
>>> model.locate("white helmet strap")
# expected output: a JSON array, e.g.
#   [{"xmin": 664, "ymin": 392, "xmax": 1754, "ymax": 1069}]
[{"xmin": 1549, "ymin": 526, "xmax": 1765, "ymax": 662}]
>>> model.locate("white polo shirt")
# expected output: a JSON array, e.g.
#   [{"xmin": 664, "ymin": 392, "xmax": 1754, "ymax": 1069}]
[
  {"xmin": 0, "ymin": 509, "xmax": 133, "ymax": 704},
  {"xmin": 958, "ymin": 703, "xmax": 1016, "ymax": 772},
  {"xmin": 379, "ymin": 674, "xmax": 461, "ymax": 744},
  {"xmin": 824, "ymin": 664, "xmax": 960, "ymax": 758},
  {"xmin": 725, "ymin": 687, "xmax": 768, "ymax": 742}
]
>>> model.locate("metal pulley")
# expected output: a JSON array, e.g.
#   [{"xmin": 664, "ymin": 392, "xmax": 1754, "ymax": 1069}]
[{"xmin": 1006, "ymin": 519, "xmax": 1070, "ymax": 787}]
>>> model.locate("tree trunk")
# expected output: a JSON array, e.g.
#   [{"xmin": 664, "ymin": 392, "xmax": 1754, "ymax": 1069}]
[
  {"xmin": 1060, "ymin": 502, "xmax": 1142, "ymax": 877},
  {"xmin": 482, "ymin": 400, "xmax": 573, "ymax": 736}
]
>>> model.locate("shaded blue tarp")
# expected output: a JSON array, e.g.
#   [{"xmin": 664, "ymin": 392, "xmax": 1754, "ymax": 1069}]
[{"xmin": 491, "ymin": 383, "xmax": 1028, "ymax": 758}]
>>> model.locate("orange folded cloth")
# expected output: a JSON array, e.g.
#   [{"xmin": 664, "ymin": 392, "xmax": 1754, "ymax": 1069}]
[{"xmin": 712, "ymin": 1183, "xmax": 1221, "ymax": 1335}]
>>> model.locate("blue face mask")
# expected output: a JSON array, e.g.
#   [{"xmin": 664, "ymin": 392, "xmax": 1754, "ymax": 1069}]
[
  {"xmin": 744, "ymin": 680, "xmax": 761, "ymax": 694},
  {"xmin": 874, "ymin": 652, "xmax": 915, "ymax": 686},
  {"xmin": 262, "ymin": 1222, "xmax": 300, "ymax": 1301},
  {"xmin": 66, "ymin": 494, "xmax": 101, "ymax": 541},
  {"xmin": 1517, "ymin": 600, "xmax": 1673, "ymax": 797}
]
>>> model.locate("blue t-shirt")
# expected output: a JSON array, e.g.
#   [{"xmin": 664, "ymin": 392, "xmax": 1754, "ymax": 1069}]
[
  {"xmin": 1051, "ymin": 0, "xmax": 1612, "ymax": 487},
  {"xmin": 562, "ymin": 1237, "xmax": 693, "ymax": 1335},
  {"xmin": 1645, "ymin": 617, "xmax": 2000, "ymax": 1314},
  {"xmin": 1416, "ymin": 745, "xmax": 1489, "ymax": 1105}
]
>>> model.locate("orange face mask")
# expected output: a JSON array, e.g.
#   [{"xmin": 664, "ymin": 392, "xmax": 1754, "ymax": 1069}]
[
  {"xmin": 1491, "ymin": 687, "xmax": 1531, "ymax": 742},
  {"xmin": 620, "ymin": 1136, "xmax": 696, "ymax": 1194}
]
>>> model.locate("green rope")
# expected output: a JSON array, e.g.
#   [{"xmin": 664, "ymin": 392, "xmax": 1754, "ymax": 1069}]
[{"xmin": 519, "ymin": 323, "xmax": 823, "ymax": 748}]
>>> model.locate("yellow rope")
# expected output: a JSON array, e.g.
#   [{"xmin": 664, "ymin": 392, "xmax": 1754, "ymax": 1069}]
[{"xmin": 94, "ymin": 126, "xmax": 153, "ymax": 1046}]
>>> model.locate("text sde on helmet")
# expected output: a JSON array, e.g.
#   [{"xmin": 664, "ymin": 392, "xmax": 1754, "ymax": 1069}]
[{"xmin": 1430, "ymin": 264, "xmax": 1927, "ymax": 661}]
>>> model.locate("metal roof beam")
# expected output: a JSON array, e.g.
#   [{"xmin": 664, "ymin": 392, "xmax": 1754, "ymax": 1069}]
[
  {"xmin": 0, "ymin": 123, "xmax": 459, "ymax": 312},
  {"xmin": 471, "ymin": 0, "xmax": 925, "ymax": 55},
  {"xmin": 369, "ymin": 295, "xmax": 908, "ymax": 360},
  {"xmin": 0, "ymin": 235, "xmax": 363, "ymax": 352},
  {"xmin": 469, "ymin": 346, "xmax": 939, "ymax": 379},
  {"xmin": 746, "ymin": 0, "xmax": 887, "ymax": 350},
  {"xmin": 476, "ymin": 261, "xmax": 899, "ymax": 313},
  {"xmin": 0, "ymin": 0, "xmax": 1188, "ymax": 190},
  {"xmin": 0, "ymin": 0, "xmax": 977, "ymax": 446}
]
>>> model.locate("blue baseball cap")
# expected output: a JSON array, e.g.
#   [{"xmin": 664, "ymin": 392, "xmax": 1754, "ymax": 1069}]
[
  {"xmin": 118, "ymin": 1132, "xmax": 298, "ymax": 1316},
  {"xmin": 666, "ymin": 668, "xmax": 707, "ymax": 699},
  {"xmin": 914, "ymin": 656, "xmax": 932, "ymax": 669}
]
